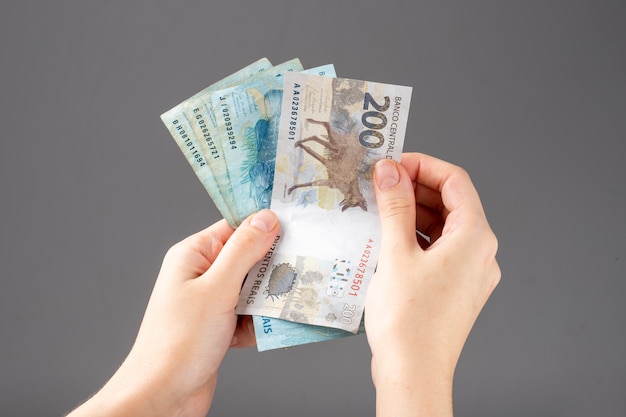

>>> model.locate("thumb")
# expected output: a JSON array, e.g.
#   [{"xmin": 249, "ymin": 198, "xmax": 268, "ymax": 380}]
[
  {"xmin": 374, "ymin": 159, "xmax": 418, "ymax": 255},
  {"xmin": 205, "ymin": 209, "xmax": 279, "ymax": 295}
]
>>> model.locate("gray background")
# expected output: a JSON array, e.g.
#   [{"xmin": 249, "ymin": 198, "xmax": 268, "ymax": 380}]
[{"xmin": 1, "ymin": 1, "xmax": 624, "ymax": 416}]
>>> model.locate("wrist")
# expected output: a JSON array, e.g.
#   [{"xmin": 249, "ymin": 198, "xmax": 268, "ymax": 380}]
[{"xmin": 370, "ymin": 347, "xmax": 455, "ymax": 417}]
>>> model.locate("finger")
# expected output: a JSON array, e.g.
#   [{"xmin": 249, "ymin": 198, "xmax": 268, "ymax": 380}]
[
  {"xmin": 159, "ymin": 219, "xmax": 235, "ymax": 282},
  {"xmin": 401, "ymin": 152, "xmax": 486, "ymax": 217},
  {"xmin": 415, "ymin": 203, "xmax": 444, "ymax": 242},
  {"xmin": 374, "ymin": 159, "xmax": 418, "ymax": 254},
  {"xmin": 190, "ymin": 219, "xmax": 237, "ymax": 263},
  {"xmin": 230, "ymin": 315, "xmax": 257, "ymax": 348},
  {"xmin": 415, "ymin": 182, "xmax": 445, "ymax": 215},
  {"xmin": 202, "ymin": 209, "xmax": 280, "ymax": 296}
]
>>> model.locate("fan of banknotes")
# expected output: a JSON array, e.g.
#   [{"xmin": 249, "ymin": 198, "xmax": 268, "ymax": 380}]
[{"xmin": 161, "ymin": 58, "xmax": 412, "ymax": 351}]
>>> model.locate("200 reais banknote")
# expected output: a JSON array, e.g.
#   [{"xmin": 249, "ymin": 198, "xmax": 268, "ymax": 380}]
[{"xmin": 237, "ymin": 72, "xmax": 412, "ymax": 333}]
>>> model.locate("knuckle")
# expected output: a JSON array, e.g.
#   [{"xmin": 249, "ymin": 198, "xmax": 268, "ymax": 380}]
[
  {"xmin": 493, "ymin": 262, "xmax": 502, "ymax": 284},
  {"xmin": 164, "ymin": 232, "xmax": 216, "ymax": 264},
  {"xmin": 489, "ymin": 261, "xmax": 502, "ymax": 295},
  {"xmin": 231, "ymin": 229, "xmax": 256, "ymax": 250},
  {"xmin": 455, "ymin": 165, "xmax": 471, "ymax": 180},
  {"xmin": 165, "ymin": 237, "xmax": 192, "ymax": 259},
  {"xmin": 452, "ymin": 163, "xmax": 474, "ymax": 184},
  {"xmin": 486, "ymin": 228, "xmax": 499, "ymax": 257},
  {"xmin": 230, "ymin": 225, "xmax": 267, "ymax": 256},
  {"xmin": 380, "ymin": 195, "xmax": 413, "ymax": 219},
  {"xmin": 484, "ymin": 231, "xmax": 501, "ymax": 289}
]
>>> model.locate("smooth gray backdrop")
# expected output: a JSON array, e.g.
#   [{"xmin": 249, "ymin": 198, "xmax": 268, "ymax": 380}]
[{"xmin": 1, "ymin": 1, "xmax": 624, "ymax": 416}]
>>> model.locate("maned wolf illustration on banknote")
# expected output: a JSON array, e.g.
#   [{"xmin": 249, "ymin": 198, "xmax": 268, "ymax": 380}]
[{"xmin": 288, "ymin": 118, "xmax": 369, "ymax": 212}]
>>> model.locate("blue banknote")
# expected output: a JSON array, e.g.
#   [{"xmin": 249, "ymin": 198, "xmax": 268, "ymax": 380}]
[
  {"xmin": 181, "ymin": 59, "xmax": 274, "ymax": 226},
  {"xmin": 210, "ymin": 59, "xmax": 304, "ymax": 224},
  {"xmin": 161, "ymin": 58, "xmax": 273, "ymax": 226},
  {"xmin": 160, "ymin": 108, "xmax": 238, "ymax": 225},
  {"xmin": 254, "ymin": 315, "xmax": 365, "ymax": 352}
]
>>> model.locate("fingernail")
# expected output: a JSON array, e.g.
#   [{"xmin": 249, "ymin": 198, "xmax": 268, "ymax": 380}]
[
  {"xmin": 250, "ymin": 210, "xmax": 277, "ymax": 232},
  {"xmin": 375, "ymin": 159, "xmax": 400, "ymax": 190}
]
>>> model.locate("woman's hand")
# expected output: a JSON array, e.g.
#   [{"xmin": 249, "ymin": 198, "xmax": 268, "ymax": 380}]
[
  {"xmin": 68, "ymin": 209, "xmax": 279, "ymax": 417},
  {"xmin": 366, "ymin": 153, "xmax": 500, "ymax": 417}
]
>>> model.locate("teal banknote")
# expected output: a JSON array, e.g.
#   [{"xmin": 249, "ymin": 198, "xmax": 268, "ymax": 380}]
[
  {"xmin": 160, "ymin": 58, "xmax": 273, "ymax": 226},
  {"xmin": 160, "ymin": 109, "xmax": 238, "ymax": 225},
  {"xmin": 186, "ymin": 57, "xmax": 272, "ymax": 103},
  {"xmin": 209, "ymin": 58, "xmax": 304, "ymax": 224},
  {"xmin": 254, "ymin": 315, "xmax": 365, "ymax": 352},
  {"xmin": 238, "ymin": 73, "xmax": 412, "ymax": 333},
  {"xmin": 181, "ymin": 60, "xmax": 274, "ymax": 226}
]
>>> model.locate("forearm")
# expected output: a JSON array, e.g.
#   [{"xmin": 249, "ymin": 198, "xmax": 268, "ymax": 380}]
[
  {"xmin": 371, "ymin": 351, "xmax": 455, "ymax": 417},
  {"xmin": 67, "ymin": 354, "xmax": 217, "ymax": 417}
]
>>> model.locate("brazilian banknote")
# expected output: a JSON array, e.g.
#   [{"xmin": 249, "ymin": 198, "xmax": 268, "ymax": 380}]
[
  {"xmin": 161, "ymin": 60, "xmax": 411, "ymax": 348},
  {"xmin": 180, "ymin": 59, "xmax": 304, "ymax": 227},
  {"xmin": 209, "ymin": 59, "xmax": 304, "ymax": 224},
  {"xmin": 160, "ymin": 58, "xmax": 273, "ymax": 226},
  {"xmin": 254, "ymin": 315, "xmax": 365, "ymax": 352},
  {"xmin": 237, "ymin": 72, "xmax": 412, "ymax": 333},
  {"xmin": 161, "ymin": 59, "xmax": 362, "ymax": 349}
]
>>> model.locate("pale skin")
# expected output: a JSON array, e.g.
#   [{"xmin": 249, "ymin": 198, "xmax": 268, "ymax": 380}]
[
  {"xmin": 368, "ymin": 154, "xmax": 500, "ymax": 417},
  {"xmin": 67, "ymin": 152, "xmax": 500, "ymax": 417}
]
